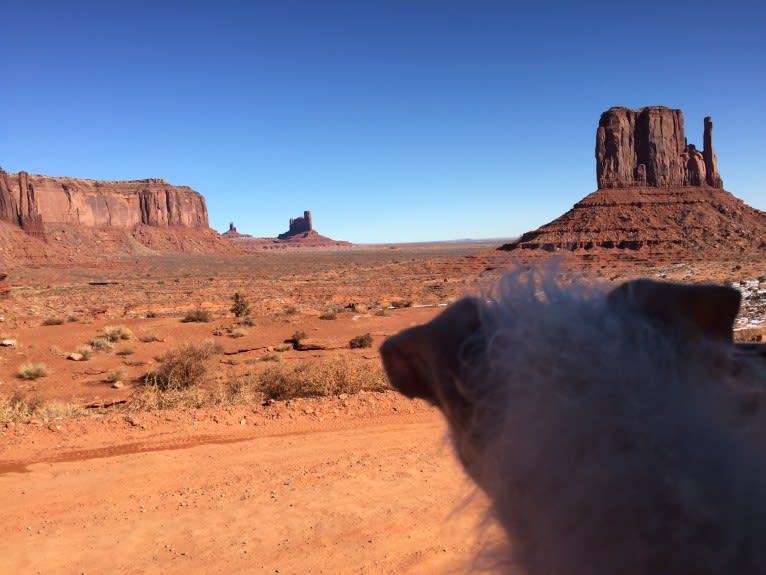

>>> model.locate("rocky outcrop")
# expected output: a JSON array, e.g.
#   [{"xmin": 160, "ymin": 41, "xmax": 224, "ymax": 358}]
[
  {"xmin": 224, "ymin": 212, "xmax": 351, "ymax": 249},
  {"xmin": 0, "ymin": 170, "xmax": 45, "ymax": 237},
  {"xmin": 278, "ymin": 210, "xmax": 313, "ymax": 239},
  {"xmin": 0, "ymin": 169, "xmax": 209, "ymax": 231},
  {"xmin": 596, "ymin": 106, "xmax": 722, "ymax": 189},
  {"xmin": 501, "ymin": 106, "xmax": 766, "ymax": 256}
]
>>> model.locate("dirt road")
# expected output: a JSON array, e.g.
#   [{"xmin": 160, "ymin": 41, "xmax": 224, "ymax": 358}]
[{"xmin": 0, "ymin": 400, "xmax": 502, "ymax": 574}]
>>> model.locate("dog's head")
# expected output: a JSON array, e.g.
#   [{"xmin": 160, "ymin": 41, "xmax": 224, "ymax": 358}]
[{"xmin": 380, "ymin": 279, "xmax": 744, "ymax": 484}]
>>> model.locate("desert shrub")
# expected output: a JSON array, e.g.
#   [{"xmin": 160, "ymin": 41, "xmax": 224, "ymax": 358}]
[
  {"xmin": 274, "ymin": 343, "xmax": 293, "ymax": 352},
  {"xmin": 143, "ymin": 341, "xmax": 219, "ymax": 391},
  {"xmin": 104, "ymin": 325, "xmax": 133, "ymax": 342},
  {"xmin": 90, "ymin": 337, "xmax": 114, "ymax": 353},
  {"xmin": 129, "ymin": 383, "xmax": 211, "ymax": 411},
  {"xmin": 259, "ymin": 357, "xmax": 389, "ymax": 401},
  {"xmin": 76, "ymin": 344, "xmax": 95, "ymax": 360},
  {"xmin": 261, "ymin": 353, "xmax": 280, "ymax": 362},
  {"xmin": 289, "ymin": 331, "xmax": 307, "ymax": 344},
  {"xmin": 216, "ymin": 374, "xmax": 261, "ymax": 405},
  {"xmin": 116, "ymin": 348, "xmax": 135, "ymax": 356},
  {"xmin": 181, "ymin": 308, "xmax": 213, "ymax": 323},
  {"xmin": 17, "ymin": 363, "xmax": 49, "ymax": 380},
  {"xmin": 0, "ymin": 391, "xmax": 83, "ymax": 423},
  {"xmin": 319, "ymin": 310, "xmax": 337, "ymax": 320},
  {"xmin": 390, "ymin": 299, "xmax": 413, "ymax": 309},
  {"xmin": 349, "ymin": 333, "xmax": 373, "ymax": 349},
  {"xmin": 0, "ymin": 390, "xmax": 43, "ymax": 422},
  {"xmin": 283, "ymin": 305, "xmax": 298, "ymax": 316},
  {"xmin": 67, "ymin": 315, "xmax": 79, "ymax": 323},
  {"xmin": 41, "ymin": 318, "xmax": 64, "ymax": 326},
  {"xmin": 105, "ymin": 369, "xmax": 126, "ymax": 383},
  {"xmin": 230, "ymin": 328, "xmax": 247, "ymax": 339},
  {"xmin": 139, "ymin": 333, "xmax": 160, "ymax": 343},
  {"xmin": 230, "ymin": 292, "xmax": 251, "ymax": 318}
]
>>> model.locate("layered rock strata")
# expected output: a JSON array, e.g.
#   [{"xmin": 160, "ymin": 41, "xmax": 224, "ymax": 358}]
[
  {"xmin": 501, "ymin": 106, "xmax": 765, "ymax": 255},
  {"xmin": 0, "ymin": 169, "xmax": 209, "ymax": 232},
  {"xmin": 596, "ymin": 107, "xmax": 722, "ymax": 189}
]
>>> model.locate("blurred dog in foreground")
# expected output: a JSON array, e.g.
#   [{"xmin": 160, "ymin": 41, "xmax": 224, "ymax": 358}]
[{"xmin": 381, "ymin": 271, "xmax": 766, "ymax": 575}]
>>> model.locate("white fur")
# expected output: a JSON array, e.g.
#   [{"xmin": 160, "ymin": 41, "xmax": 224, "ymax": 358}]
[{"xmin": 453, "ymin": 270, "xmax": 766, "ymax": 574}]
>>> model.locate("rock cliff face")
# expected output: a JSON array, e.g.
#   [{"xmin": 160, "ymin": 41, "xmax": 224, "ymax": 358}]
[
  {"xmin": 596, "ymin": 106, "xmax": 722, "ymax": 189},
  {"xmin": 0, "ymin": 169, "xmax": 209, "ymax": 232},
  {"xmin": 501, "ymin": 106, "xmax": 766, "ymax": 256}
]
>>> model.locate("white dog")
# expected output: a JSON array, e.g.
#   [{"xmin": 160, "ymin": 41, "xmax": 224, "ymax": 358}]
[{"xmin": 381, "ymin": 270, "xmax": 766, "ymax": 575}]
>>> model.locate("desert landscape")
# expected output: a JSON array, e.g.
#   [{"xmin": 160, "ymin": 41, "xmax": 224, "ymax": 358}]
[{"xmin": 1, "ymin": 104, "xmax": 765, "ymax": 572}]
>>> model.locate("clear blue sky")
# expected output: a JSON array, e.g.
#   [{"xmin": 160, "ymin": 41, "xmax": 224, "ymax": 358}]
[{"xmin": 2, "ymin": 1, "xmax": 764, "ymax": 243}]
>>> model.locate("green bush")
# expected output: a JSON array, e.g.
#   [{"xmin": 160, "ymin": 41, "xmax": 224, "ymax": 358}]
[{"xmin": 230, "ymin": 292, "xmax": 251, "ymax": 318}]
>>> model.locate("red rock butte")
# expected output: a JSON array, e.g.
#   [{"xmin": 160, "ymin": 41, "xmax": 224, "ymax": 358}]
[
  {"xmin": 500, "ymin": 106, "xmax": 766, "ymax": 256},
  {"xmin": 222, "ymin": 210, "xmax": 351, "ymax": 250}
]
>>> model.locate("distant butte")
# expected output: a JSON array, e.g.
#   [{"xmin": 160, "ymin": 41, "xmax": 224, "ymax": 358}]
[
  {"xmin": 223, "ymin": 210, "xmax": 351, "ymax": 249},
  {"xmin": 500, "ymin": 106, "xmax": 766, "ymax": 256}
]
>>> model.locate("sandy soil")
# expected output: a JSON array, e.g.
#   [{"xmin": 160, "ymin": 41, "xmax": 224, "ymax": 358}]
[
  {"xmin": 1, "ymin": 243, "xmax": 763, "ymax": 574},
  {"xmin": 0, "ymin": 397, "xmax": 503, "ymax": 574}
]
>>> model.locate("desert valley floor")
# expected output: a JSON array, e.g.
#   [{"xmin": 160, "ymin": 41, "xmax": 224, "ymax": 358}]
[{"xmin": 1, "ymin": 242, "xmax": 765, "ymax": 574}]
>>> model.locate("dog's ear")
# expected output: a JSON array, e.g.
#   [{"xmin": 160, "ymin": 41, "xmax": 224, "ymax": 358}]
[
  {"xmin": 607, "ymin": 279, "xmax": 741, "ymax": 341},
  {"xmin": 380, "ymin": 297, "xmax": 482, "ymax": 402}
]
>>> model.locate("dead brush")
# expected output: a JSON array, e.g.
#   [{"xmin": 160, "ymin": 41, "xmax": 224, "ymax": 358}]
[
  {"xmin": 17, "ymin": 362, "xmax": 49, "ymax": 380},
  {"xmin": 104, "ymin": 325, "xmax": 133, "ymax": 342},
  {"xmin": 0, "ymin": 391, "xmax": 83, "ymax": 424},
  {"xmin": 90, "ymin": 337, "xmax": 114, "ymax": 353},
  {"xmin": 142, "ymin": 341, "xmax": 221, "ymax": 391},
  {"xmin": 259, "ymin": 356, "xmax": 390, "ymax": 401}
]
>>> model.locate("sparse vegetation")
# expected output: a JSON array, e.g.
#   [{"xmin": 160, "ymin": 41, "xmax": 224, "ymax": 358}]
[
  {"xmin": 274, "ymin": 343, "xmax": 293, "ymax": 352},
  {"xmin": 259, "ymin": 357, "xmax": 389, "ymax": 401},
  {"xmin": 139, "ymin": 333, "xmax": 160, "ymax": 343},
  {"xmin": 90, "ymin": 337, "xmax": 114, "ymax": 353},
  {"xmin": 181, "ymin": 308, "xmax": 213, "ymax": 323},
  {"xmin": 105, "ymin": 369, "xmax": 126, "ymax": 383},
  {"xmin": 288, "ymin": 331, "xmax": 307, "ymax": 344},
  {"xmin": 230, "ymin": 328, "xmax": 247, "ymax": 339},
  {"xmin": 17, "ymin": 363, "xmax": 50, "ymax": 380},
  {"xmin": 76, "ymin": 344, "xmax": 95, "ymax": 360},
  {"xmin": 349, "ymin": 333, "xmax": 373, "ymax": 349},
  {"xmin": 390, "ymin": 299, "xmax": 413, "ymax": 309},
  {"xmin": 261, "ymin": 353, "xmax": 280, "ymax": 362},
  {"xmin": 0, "ymin": 390, "xmax": 84, "ymax": 424},
  {"xmin": 41, "ymin": 318, "xmax": 64, "ymax": 326},
  {"xmin": 319, "ymin": 310, "xmax": 337, "ymax": 320},
  {"xmin": 116, "ymin": 348, "xmax": 135, "ymax": 356},
  {"xmin": 230, "ymin": 292, "xmax": 251, "ymax": 318},
  {"xmin": 104, "ymin": 325, "xmax": 133, "ymax": 342},
  {"xmin": 142, "ymin": 341, "xmax": 220, "ymax": 391},
  {"xmin": 283, "ymin": 305, "xmax": 299, "ymax": 316}
]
